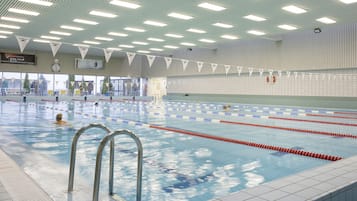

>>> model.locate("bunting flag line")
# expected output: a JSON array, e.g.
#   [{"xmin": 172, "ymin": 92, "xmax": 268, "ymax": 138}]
[
  {"xmin": 259, "ymin": 68, "xmax": 264, "ymax": 77},
  {"xmin": 236, "ymin": 66, "xmax": 243, "ymax": 76},
  {"xmin": 126, "ymin": 52, "xmax": 136, "ymax": 66},
  {"xmin": 146, "ymin": 55, "xmax": 156, "ymax": 68},
  {"xmin": 164, "ymin": 57, "xmax": 172, "ymax": 69},
  {"xmin": 78, "ymin": 46, "xmax": 89, "ymax": 59},
  {"xmin": 103, "ymin": 48, "xmax": 114, "ymax": 63},
  {"xmin": 248, "ymin": 68, "xmax": 254, "ymax": 77},
  {"xmin": 49, "ymin": 42, "xmax": 62, "ymax": 57},
  {"xmin": 224, "ymin": 65, "xmax": 231, "ymax": 75},
  {"xmin": 16, "ymin": 36, "xmax": 31, "ymax": 53},
  {"xmin": 197, "ymin": 61, "xmax": 204, "ymax": 72},
  {"xmin": 211, "ymin": 63, "xmax": 218, "ymax": 73},
  {"xmin": 181, "ymin": 59, "xmax": 189, "ymax": 71}
]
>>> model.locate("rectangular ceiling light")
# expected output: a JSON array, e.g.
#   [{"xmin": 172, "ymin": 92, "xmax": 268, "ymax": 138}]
[
  {"xmin": 180, "ymin": 42, "xmax": 196, "ymax": 46},
  {"xmin": 41, "ymin": 35, "xmax": 61, "ymax": 40},
  {"xmin": 165, "ymin": 33, "xmax": 184, "ymax": 38},
  {"xmin": 108, "ymin": 32, "xmax": 128, "ymax": 37},
  {"xmin": 60, "ymin": 25, "xmax": 84, "ymax": 31},
  {"xmin": 109, "ymin": 0, "xmax": 141, "ymax": 9},
  {"xmin": 0, "ymin": 35, "xmax": 8, "ymax": 39},
  {"xmin": 339, "ymin": 0, "xmax": 357, "ymax": 4},
  {"xmin": 73, "ymin": 44, "xmax": 90, "ymax": 47},
  {"xmin": 316, "ymin": 17, "xmax": 336, "ymax": 24},
  {"xmin": 33, "ymin": 39, "xmax": 50, "ymax": 43},
  {"xmin": 1, "ymin": 17, "xmax": 29, "ymax": 23},
  {"xmin": 83, "ymin": 40, "xmax": 101, "ymax": 45},
  {"xmin": 150, "ymin": 48, "xmax": 163, "ymax": 51},
  {"xmin": 168, "ymin": 12, "xmax": 193, "ymax": 20},
  {"xmin": 143, "ymin": 20, "xmax": 167, "ymax": 27},
  {"xmin": 187, "ymin": 28, "xmax": 206, "ymax": 33},
  {"xmin": 0, "ymin": 30, "xmax": 13, "ymax": 34},
  {"xmin": 50, "ymin": 31, "xmax": 71, "ymax": 36},
  {"xmin": 164, "ymin": 45, "xmax": 179, "ymax": 49},
  {"xmin": 8, "ymin": 8, "xmax": 40, "ymax": 16},
  {"xmin": 0, "ymin": 23, "xmax": 21, "ymax": 29},
  {"xmin": 278, "ymin": 24, "xmax": 298, "ymax": 30},
  {"xmin": 124, "ymin": 27, "xmax": 146, "ymax": 32},
  {"xmin": 244, "ymin": 15, "xmax": 266, "ymax": 22},
  {"xmin": 147, "ymin": 37, "xmax": 165, "ymax": 42},
  {"xmin": 95, "ymin": 37, "xmax": 113, "ymax": 41},
  {"xmin": 247, "ymin": 30, "xmax": 266, "ymax": 35},
  {"xmin": 19, "ymin": 0, "xmax": 53, "ymax": 6},
  {"xmin": 212, "ymin": 22, "xmax": 233, "ymax": 28},
  {"xmin": 73, "ymin": 19, "xmax": 98, "ymax": 25},
  {"xmin": 89, "ymin": 10, "xmax": 117, "ymax": 18},
  {"xmin": 132, "ymin": 41, "xmax": 149, "ymax": 45},
  {"xmin": 107, "ymin": 47, "xmax": 122, "ymax": 51},
  {"xmin": 221, "ymin": 34, "xmax": 238, "ymax": 39},
  {"xmin": 198, "ymin": 2, "xmax": 226, "ymax": 11},
  {"xmin": 137, "ymin": 50, "xmax": 150, "ymax": 54},
  {"xmin": 282, "ymin": 5, "xmax": 307, "ymax": 14},
  {"xmin": 199, "ymin": 38, "xmax": 216, "ymax": 43},
  {"xmin": 119, "ymin": 44, "xmax": 135, "ymax": 48}
]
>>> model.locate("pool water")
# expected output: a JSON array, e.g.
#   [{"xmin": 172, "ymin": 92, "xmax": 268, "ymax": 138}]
[{"xmin": 0, "ymin": 100, "xmax": 356, "ymax": 201}]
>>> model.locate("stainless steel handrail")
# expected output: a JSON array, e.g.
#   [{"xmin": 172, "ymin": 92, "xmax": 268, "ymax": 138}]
[
  {"xmin": 67, "ymin": 123, "xmax": 113, "ymax": 192},
  {"xmin": 92, "ymin": 130, "xmax": 143, "ymax": 201}
]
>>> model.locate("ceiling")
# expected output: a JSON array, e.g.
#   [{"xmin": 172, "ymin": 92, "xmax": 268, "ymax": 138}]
[{"xmin": 1, "ymin": 0, "xmax": 357, "ymax": 57}]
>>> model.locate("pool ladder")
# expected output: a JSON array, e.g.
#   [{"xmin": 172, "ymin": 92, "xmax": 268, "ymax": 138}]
[{"xmin": 67, "ymin": 123, "xmax": 143, "ymax": 201}]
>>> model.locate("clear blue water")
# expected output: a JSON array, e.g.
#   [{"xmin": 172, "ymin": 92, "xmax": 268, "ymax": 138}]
[{"xmin": 0, "ymin": 100, "xmax": 357, "ymax": 201}]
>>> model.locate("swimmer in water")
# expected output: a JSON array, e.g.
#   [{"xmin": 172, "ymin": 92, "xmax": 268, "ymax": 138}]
[{"xmin": 55, "ymin": 113, "xmax": 67, "ymax": 125}]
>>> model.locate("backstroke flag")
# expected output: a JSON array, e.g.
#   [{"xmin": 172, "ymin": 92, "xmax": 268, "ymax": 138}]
[
  {"xmin": 146, "ymin": 55, "xmax": 156, "ymax": 67},
  {"xmin": 49, "ymin": 42, "xmax": 62, "ymax": 57},
  {"xmin": 197, "ymin": 61, "xmax": 204, "ymax": 72},
  {"xmin": 259, "ymin": 68, "xmax": 264, "ymax": 77},
  {"xmin": 248, "ymin": 68, "xmax": 254, "ymax": 77},
  {"xmin": 126, "ymin": 52, "xmax": 136, "ymax": 66},
  {"xmin": 181, "ymin": 59, "xmax": 189, "ymax": 71},
  {"xmin": 103, "ymin": 48, "xmax": 114, "ymax": 63},
  {"xmin": 78, "ymin": 46, "xmax": 89, "ymax": 59},
  {"xmin": 236, "ymin": 66, "xmax": 243, "ymax": 76},
  {"xmin": 164, "ymin": 57, "xmax": 172, "ymax": 69},
  {"xmin": 224, "ymin": 65, "xmax": 231, "ymax": 75},
  {"xmin": 16, "ymin": 36, "xmax": 31, "ymax": 53},
  {"xmin": 211, "ymin": 63, "xmax": 218, "ymax": 73}
]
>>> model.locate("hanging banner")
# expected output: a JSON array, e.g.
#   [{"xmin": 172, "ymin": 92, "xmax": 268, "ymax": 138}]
[
  {"xmin": 181, "ymin": 59, "xmax": 189, "ymax": 71},
  {"xmin": 286, "ymin": 71, "xmax": 291, "ymax": 78},
  {"xmin": 126, "ymin": 52, "xmax": 136, "ymax": 66},
  {"xmin": 309, "ymin": 73, "xmax": 313, "ymax": 80},
  {"xmin": 277, "ymin": 70, "xmax": 282, "ymax": 77},
  {"xmin": 16, "ymin": 36, "xmax": 31, "ymax": 53},
  {"xmin": 248, "ymin": 68, "xmax": 254, "ymax": 77},
  {"xmin": 224, "ymin": 65, "xmax": 231, "ymax": 75},
  {"xmin": 197, "ymin": 61, "xmax": 204, "ymax": 72},
  {"xmin": 211, "ymin": 63, "xmax": 218, "ymax": 73},
  {"xmin": 259, "ymin": 68, "xmax": 264, "ymax": 77},
  {"xmin": 103, "ymin": 48, "xmax": 114, "ymax": 63},
  {"xmin": 236, "ymin": 66, "xmax": 243, "ymax": 76},
  {"xmin": 164, "ymin": 57, "xmax": 172, "ymax": 69},
  {"xmin": 49, "ymin": 41, "xmax": 62, "ymax": 57},
  {"xmin": 78, "ymin": 46, "xmax": 89, "ymax": 59},
  {"xmin": 294, "ymin": 72, "xmax": 298, "ymax": 79},
  {"xmin": 146, "ymin": 55, "xmax": 156, "ymax": 67}
]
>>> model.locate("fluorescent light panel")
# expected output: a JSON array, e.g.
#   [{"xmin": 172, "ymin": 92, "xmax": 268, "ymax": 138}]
[
  {"xmin": 107, "ymin": 47, "xmax": 122, "ymax": 51},
  {"xmin": 108, "ymin": 32, "xmax": 128, "ymax": 37},
  {"xmin": 109, "ymin": 0, "xmax": 141, "ymax": 9},
  {"xmin": 95, "ymin": 37, "xmax": 113, "ymax": 41},
  {"xmin": 180, "ymin": 42, "xmax": 195, "ymax": 46},
  {"xmin": 50, "ymin": 31, "xmax": 71, "ymax": 36},
  {"xmin": 282, "ymin": 5, "xmax": 307, "ymax": 14},
  {"xmin": 132, "ymin": 41, "xmax": 148, "ymax": 45},
  {"xmin": 41, "ymin": 35, "xmax": 61, "ymax": 40},
  {"xmin": 168, "ymin": 12, "xmax": 193, "ymax": 20},
  {"xmin": 339, "ymin": 0, "xmax": 357, "ymax": 4},
  {"xmin": 278, "ymin": 24, "xmax": 297, "ymax": 30},
  {"xmin": 164, "ymin": 45, "xmax": 179, "ymax": 49},
  {"xmin": 150, "ymin": 48, "xmax": 163, "ymax": 51},
  {"xmin": 60, "ymin": 25, "xmax": 84, "ymax": 31},
  {"xmin": 244, "ymin": 15, "xmax": 266, "ymax": 22},
  {"xmin": 316, "ymin": 17, "xmax": 336, "ymax": 24},
  {"xmin": 147, "ymin": 37, "xmax": 164, "ymax": 42},
  {"xmin": 83, "ymin": 40, "xmax": 101, "ymax": 45},
  {"xmin": 19, "ymin": 0, "xmax": 53, "ymax": 6},
  {"xmin": 212, "ymin": 22, "xmax": 233, "ymax": 28},
  {"xmin": 1, "ymin": 17, "xmax": 29, "ymax": 23},
  {"xmin": 0, "ymin": 23, "xmax": 20, "ymax": 29},
  {"xmin": 0, "ymin": 35, "xmax": 8, "ymax": 39},
  {"xmin": 89, "ymin": 10, "xmax": 117, "ymax": 18},
  {"xmin": 199, "ymin": 38, "xmax": 215, "ymax": 43},
  {"xmin": 33, "ymin": 39, "xmax": 50, "ymax": 43},
  {"xmin": 198, "ymin": 2, "xmax": 226, "ymax": 11},
  {"xmin": 0, "ymin": 30, "xmax": 13, "ymax": 34},
  {"xmin": 221, "ymin": 34, "xmax": 238, "ymax": 39},
  {"xmin": 8, "ymin": 8, "xmax": 39, "ymax": 16},
  {"xmin": 143, "ymin": 20, "xmax": 167, "ymax": 27},
  {"xmin": 137, "ymin": 50, "xmax": 150, "ymax": 53},
  {"xmin": 119, "ymin": 44, "xmax": 134, "ymax": 48},
  {"xmin": 73, "ymin": 19, "xmax": 98, "ymax": 25},
  {"xmin": 247, "ymin": 30, "xmax": 266, "ymax": 35},
  {"xmin": 124, "ymin": 27, "xmax": 146, "ymax": 32},
  {"xmin": 165, "ymin": 33, "xmax": 184, "ymax": 38},
  {"xmin": 73, "ymin": 44, "xmax": 90, "ymax": 47},
  {"xmin": 187, "ymin": 28, "xmax": 206, "ymax": 33}
]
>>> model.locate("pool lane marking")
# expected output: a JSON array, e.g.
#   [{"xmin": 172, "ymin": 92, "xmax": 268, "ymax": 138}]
[
  {"xmin": 306, "ymin": 113, "xmax": 357, "ymax": 120},
  {"xmin": 334, "ymin": 111, "xmax": 357, "ymax": 116},
  {"xmin": 268, "ymin": 116, "xmax": 357, "ymax": 127}
]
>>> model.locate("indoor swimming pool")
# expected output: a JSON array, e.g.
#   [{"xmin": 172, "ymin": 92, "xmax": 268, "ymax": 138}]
[{"xmin": 0, "ymin": 99, "xmax": 356, "ymax": 201}]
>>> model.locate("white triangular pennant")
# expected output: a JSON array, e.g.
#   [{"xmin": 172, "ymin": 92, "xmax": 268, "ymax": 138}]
[
  {"xmin": 197, "ymin": 61, "xmax": 204, "ymax": 72},
  {"xmin": 248, "ymin": 68, "xmax": 254, "ymax": 77},
  {"xmin": 78, "ymin": 46, "xmax": 89, "ymax": 59},
  {"xmin": 181, "ymin": 59, "xmax": 189, "ymax": 71},
  {"xmin": 16, "ymin": 36, "xmax": 31, "ymax": 53},
  {"xmin": 278, "ymin": 70, "xmax": 282, "ymax": 77},
  {"xmin": 70, "ymin": 81, "xmax": 75, "ymax": 86},
  {"xmin": 224, "ymin": 65, "xmax": 231, "ymax": 75},
  {"xmin": 146, "ymin": 55, "xmax": 156, "ymax": 67},
  {"xmin": 49, "ymin": 41, "xmax": 62, "ymax": 57},
  {"xmin": 103, "ymin": 48, "xmax": 114, "ymax": 63},
  {"xmin": 286, "ymin": 71, "xmax": 291, "ymax": 78},
  {"xmin": 259, "ymin": 68, "xmax": 264, "ymax": 77},
  {"xmin": 236, "ymin": 66, "xmax": 243, "ymax": 76},
  {"xmin": 268, "ymin": 69, "xmax": 274, "ymax": 77},
  {"xmin": 211, "ymin": 63, "xmax": 218, "ymax": 73},
  {"xmin": 294, "ymin": 72, "xmax": 298, "ymax": 79},
  {"xmin": 126, "ymin": 52, "xmax": 136, "ymax": 66},
  {"xmin": 164, "ymin": 57, "xmax": 172, "ymax": 69}
]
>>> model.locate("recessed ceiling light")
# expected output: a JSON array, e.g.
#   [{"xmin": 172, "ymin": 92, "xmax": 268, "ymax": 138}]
[
  {"xmin": 108, "ymin": 32, "xmax": 128, "ymax": 37},
  {"xmin": 19, "ymin": 0, "xmax": 53, "ymax": 6},
  {"xmin": 124, "ymin": 27, "xmax": 146, "ymax": 32},
  {"xmin": 168, "ymin": 12, "xmax": 193, "ymax": 20},
  {"xmin": 0, "ymin": 17, "xmax": 29, "ymax": 23},
  {"xmin": 83, "ymin": 40, "xmax": 101, "ymax": 45},
  {"xmin": 143, "ymin": 20, "xmax": 167, "ymax": 27},
  {"xmin": 278, "ymin": 24, "xmax": 298, "ymax": 30},
  {"xmin": 199, "ymin": 38, "xmax": 216, "ymax": 43},
  {"xmin": 109, "ymin": 0, "xmax": 141, "ymax": 9},
  {"xmin": 187, "ymin": 28, "xmax": 206, "ymax": 33},
  {"xmin": 198, "ymin": 2, "xmax": 226, "ymax": 11},
  {"xmin": 132, "ymin": 41, "xmax": 149, "ymax": 45},
  {"xmin": 119, "ymin": 44, "xmax": 135, "ymax": 48},
  {"xmin": 164, "ymin": 45, "xmax": 179, "ymax": 49},
  {"xmin": 0, "ymin": 23, "xmax": 20, "ymax": 29},
  {"xmin": 247, "ymin": 30, "xmax": 266, "ymax": 35},
  {"xmin": 147, "ymin": 37, "xmax": 165, "ymax": 42},
  {"xmin": 221, "ymin": 34, "xmax": 238, "ymax": 39},
  {"xmin": 165, "ymin": 33, "xmax": 184, "ymax": 38},
  {"xmin": 60, "ymin": 25, "xmax": 84, "ymax": 31},
  {"xmin": 95, "ymin": 37, "xmax": 113, "ymax": 41},
  {"xmin": 50, "ymin": 31, "xmax": 71, "ymax": 36},
  {"xmin": 212, "ymin": 22, "xmax": 233, "ymax": 28},
  {"xmin": 137, "ymin": 50, "xmax": 150, "ymax": 54},
  {"xmin": 339, "ymin": 0, "xmax": 357, "ymax": 4},
  {"xmin": 33, "ymin": 39, "xmax": 50, "ymax": 43},
  {"xmin": 73, "ymin": 19, "xmax": 98, "ymax": 25},
  {"xmin": 150, "ymin": 48, "xmax": 163, "ymax": 51},
  {"xmin": 180, "ymin": 42, "xmax": 196, "ymax": 46},
  {"xmin": 244, "ymin": 15, "xmax": 266, "ymax": 22},
  {"xmin": 107, "ymin": 47, "xmax": 122, "ymax": 51},
  {"xmin": 89, "ymin": 10, "xmax": 117, "ymax": 18},
  {"xmin": 0, "ymin": 35, "xmax": 8, "ymax": 39},
  {"xmin": 73, "ymin": 44, "xmax": 90, "ymax": 47},
  {"xmin": 0, "ymin": 30, "xmax": 13, "ymax": 34},
  {"xmin": 8, "ymin": 8, "xmax": 39, "ymax": 16},
  {"xmin": 316, "ymin": 17, "xmax": 336, "ymax": 24},
  {"xmin": 282, "ymin": 5, "xmax": 307, "ymax": 14},
  {"xmin": 41, "ymin": 35, "xmax": 61, "ymax": 40}
]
